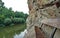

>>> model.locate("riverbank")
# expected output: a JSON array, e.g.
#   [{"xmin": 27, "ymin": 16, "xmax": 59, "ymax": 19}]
[{"xmin": 0, "ymin": 24, "xmax": 26, "ymax": 38}]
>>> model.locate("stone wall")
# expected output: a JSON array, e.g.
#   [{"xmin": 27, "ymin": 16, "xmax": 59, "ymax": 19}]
[{"xmin": 24, "ymin": 0, "xmax": 60, "ymax": 38}]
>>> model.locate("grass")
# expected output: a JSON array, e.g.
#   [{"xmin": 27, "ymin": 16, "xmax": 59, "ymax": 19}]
[{"xmin": 0, "ymin": 24, "xmax": 26, "ymax": 38}]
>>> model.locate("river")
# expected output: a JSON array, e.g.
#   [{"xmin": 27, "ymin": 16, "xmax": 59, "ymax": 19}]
[
  {"xmin": 14, "ymin": 29, "xmax": 27, "ymax": 38},
  {"xmin": 0, "ymin": 24, "xmax": 26, "ymax": 38}
]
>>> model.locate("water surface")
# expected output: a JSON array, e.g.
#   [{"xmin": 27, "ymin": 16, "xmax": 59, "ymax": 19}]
[
  {"xmin": 14, "ymin": 29, "xmax": 27, "ymax": 38},
  {"xmin": 0, "ymin": 24, "xmax": 26, "ymax": 38}
]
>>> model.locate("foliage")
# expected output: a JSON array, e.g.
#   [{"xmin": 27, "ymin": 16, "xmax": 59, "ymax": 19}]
[
  {"xmin": 4, "ymin": 18, "xmax": 12, "ymax": 26},
  {"xmin": 0, "ymin": 24, "xmax": 5, "ymax": 27},
  {"xmin": 0, "ymin": 14, "xmax": 5, "ymax": 24},
  {"xmin": 13, "ymin": 18, "xmax": 25, "ymax": 24},
  {"xmin": 0, "ymin": 2, "xmax": 28, "ymax": 27},
  {"xmin": 9, "ymin": 23, "xmax": 14, "ymax": 27}
]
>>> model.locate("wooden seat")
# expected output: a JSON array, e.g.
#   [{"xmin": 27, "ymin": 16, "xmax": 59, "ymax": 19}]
[{"xmin": 41, "ymin": 18, "xmax": 60, "ymax": 29}]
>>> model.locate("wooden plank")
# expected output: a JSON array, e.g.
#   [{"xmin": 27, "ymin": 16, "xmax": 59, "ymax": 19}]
[
  {"xmin": 41, "ymin": 18, "xmax": 60, "ymax": 29},
  {"xmin": 35, "ymin": 26, "xmax": 46, "ymax": 38}
]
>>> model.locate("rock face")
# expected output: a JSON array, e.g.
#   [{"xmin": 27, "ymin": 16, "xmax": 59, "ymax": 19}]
[{"xmin": 24, "ymin": 0, "xmax": 60, "ymax": 38}]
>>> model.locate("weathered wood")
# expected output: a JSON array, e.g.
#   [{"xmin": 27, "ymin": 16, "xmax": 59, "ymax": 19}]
[
  {"xmin": 35, "ymin": 26, "xmax": 46, "ymax": 38},
  {"xmin": 41, "ymin": 18, "xmax": 60, "ymax": 29}
]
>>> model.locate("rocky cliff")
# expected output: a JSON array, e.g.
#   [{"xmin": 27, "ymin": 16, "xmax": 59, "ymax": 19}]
[{"xmin": 24, "ymin": 0, "xmax": 60, "ymax": 38}]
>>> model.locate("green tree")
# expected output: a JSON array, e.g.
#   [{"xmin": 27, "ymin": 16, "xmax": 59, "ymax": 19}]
[
  {"xmin": 13, "ymin": 18, "xmax": 25, "ymax": 24},
  {"xmin": 0, "ymin": 14, "xmax": 5, "ymax": 24},
  {"xmin": 0, "ymin": 1, "xmax": 29, "ymax": 27}
]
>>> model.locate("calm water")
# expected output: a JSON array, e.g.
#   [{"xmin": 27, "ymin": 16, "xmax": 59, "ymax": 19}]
[
  {"xmin": 2, "ymin": 29, "xmax": 27, "ymax": 38},
  {"xmin": 0, "ymin": 24, "xmax": 26, "ymax": 38},
  {"xmin": 14, "ymin": 29, "xmax": 27, "ymax": 38}
]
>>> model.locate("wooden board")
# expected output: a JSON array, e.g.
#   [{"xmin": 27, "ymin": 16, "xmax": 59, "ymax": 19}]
[
  {"xmin": 35, "ymin": 26, "xmax": 46, "ymax": 38},
  {"xmin": 41, "ymin": 18, "xmax": 60, "ymax": 29}
]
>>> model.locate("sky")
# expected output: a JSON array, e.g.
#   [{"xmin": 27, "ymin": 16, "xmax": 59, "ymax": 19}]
[{"xmin": 2, "ymin": 0, "xmax": 29, "ymax": 14}]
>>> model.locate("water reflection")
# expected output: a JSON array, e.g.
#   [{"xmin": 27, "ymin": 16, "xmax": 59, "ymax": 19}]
[
  {"xmin": 0, "ymin": 24, "xmax": 26, "ymax": 38},
  {"xmin": 14, "ymin": 29, "xmax": 27, "ymax": 38}
]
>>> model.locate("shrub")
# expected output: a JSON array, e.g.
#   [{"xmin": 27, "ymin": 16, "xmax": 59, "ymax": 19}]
[
  {"xmin": 0, "ymin": 15, "xmax": 5, "ymax": 24},
  {"xmin": 9, "ymin": 23, "xmax": 14, "ymax": 27},
  {"xmin": 0, "ymin": 24, "xmax": 5, "ymax": 27},
  {"xmin": 4, "ymin": 18, "xmax": 12, "ymax": 26},
  {"xmin": 13, "ymin": 18, "xmax": 25, "ymax": 24}
]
